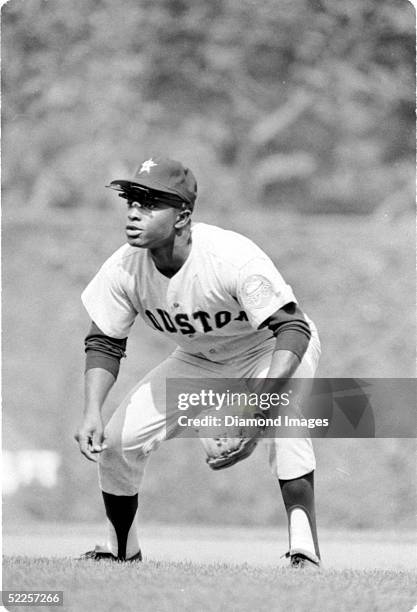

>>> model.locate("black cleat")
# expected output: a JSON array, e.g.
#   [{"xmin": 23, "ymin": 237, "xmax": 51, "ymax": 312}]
[
  {"xmin": 79, "ymin": 546, "xmax": 142, "ymax": 562},
  {"xmin": 284, "ymin": 550, "xmax": 321, "ymax": 569},
  {"xmin": 79, "ymin": 549, "xmax": 117, "ymax": 561}
]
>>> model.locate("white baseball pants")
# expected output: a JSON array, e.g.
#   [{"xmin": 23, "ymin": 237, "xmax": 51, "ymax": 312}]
[{"xmin": 99, "ymin": 335, "xmax": 321, "ymax": 495}]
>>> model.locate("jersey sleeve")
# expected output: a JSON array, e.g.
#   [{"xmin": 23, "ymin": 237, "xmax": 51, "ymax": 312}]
[
  {"xmin": 81, "ymin": 264, "xmax": 137, "ymax": 339},
  {"xmin": 236, "ymin": 256, "xmax": 296, "ymax": 329}
]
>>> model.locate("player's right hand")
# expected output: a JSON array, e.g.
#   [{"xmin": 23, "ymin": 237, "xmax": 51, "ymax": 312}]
[{"xmin": 74, "ymin": 415, "xmax": 107, "ymax": 462}]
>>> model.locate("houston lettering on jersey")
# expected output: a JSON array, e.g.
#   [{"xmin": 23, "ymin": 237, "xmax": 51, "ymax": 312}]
[{"xmin": 144, "ymin": 309, "xmax": 249, "ymax": 335}]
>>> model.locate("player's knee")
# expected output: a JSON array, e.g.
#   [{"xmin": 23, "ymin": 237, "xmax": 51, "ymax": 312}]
[
  {"xmin": 99, "ymin": 445, "xmax": 121, "ymax": 473},
  {"xmin": 99, "ymin": 426, "xmax": 125, "ymax": 469}
]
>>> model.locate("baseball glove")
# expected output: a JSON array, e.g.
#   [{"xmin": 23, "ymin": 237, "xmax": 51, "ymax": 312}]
[
  {"xmin": 198, "ymin": 407, "xmax": 266, "ymax": 470},
  {"xmin": 200, "ymin": 435, "xmax": 261, "ymax": 470}
]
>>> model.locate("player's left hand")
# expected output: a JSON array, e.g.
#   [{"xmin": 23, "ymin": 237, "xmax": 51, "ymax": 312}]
[{"xmin": 74, "ymin": 415, "xmax": 107, "ymax": 462}]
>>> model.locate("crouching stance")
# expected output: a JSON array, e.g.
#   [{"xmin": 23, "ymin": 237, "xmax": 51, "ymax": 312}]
[{"xmin": 75, "ymin": 156, "xmax": 321, "ymax": 568}]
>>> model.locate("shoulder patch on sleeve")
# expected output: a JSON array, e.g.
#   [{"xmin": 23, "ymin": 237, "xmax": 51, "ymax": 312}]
[{"xmin": 241, "ymin": 274, "xmax": 274, "ymax": 309}]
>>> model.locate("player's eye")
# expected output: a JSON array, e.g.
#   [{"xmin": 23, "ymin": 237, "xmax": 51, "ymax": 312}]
[
  {"xmin": 127, "ymin": 200, "xmax": 156, "ymax": 210},
  {"xmin": 145, "ymin": 201, "xmax": 157, "ymax": 210}
]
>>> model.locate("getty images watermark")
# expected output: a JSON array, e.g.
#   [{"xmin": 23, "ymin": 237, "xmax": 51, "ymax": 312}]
[{"xmin": 165, "ymin": 378, "xmax": 416, "ymax": 438}]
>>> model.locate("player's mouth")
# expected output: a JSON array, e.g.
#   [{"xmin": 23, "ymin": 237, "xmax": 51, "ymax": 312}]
[{"xmin": 126, "ymin": 225, "xmax": 143, "ymax": 237}]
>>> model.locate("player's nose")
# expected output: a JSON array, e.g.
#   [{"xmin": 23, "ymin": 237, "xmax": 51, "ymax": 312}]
[{"xmin": 127, "ymin": 205, "xmax": 142, "ymax": 220}]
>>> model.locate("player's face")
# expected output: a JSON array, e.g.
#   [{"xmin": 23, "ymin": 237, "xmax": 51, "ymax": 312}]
[{"xmin": 125, "ymin": 200, "xmax": 180, "ymax": 248}]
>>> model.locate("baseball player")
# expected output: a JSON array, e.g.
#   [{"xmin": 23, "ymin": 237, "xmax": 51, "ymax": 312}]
[{"xmin": 75, "ymin": 156, "xmax": 322, "ymax": 568}]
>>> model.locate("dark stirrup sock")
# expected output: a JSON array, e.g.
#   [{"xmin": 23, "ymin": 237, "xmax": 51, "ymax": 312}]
[
  {"xmin": 102, "ymin": 491, "xmax": 138, "ymax": 560},
  {"xmin": 279, "ymin": 471, "xmax": 320, "ymax": 559}
]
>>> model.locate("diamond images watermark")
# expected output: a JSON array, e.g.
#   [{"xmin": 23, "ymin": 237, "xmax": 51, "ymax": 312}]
[{"xmin": 165, "ymin": 378, "xmax": 417, "ymax": 438}]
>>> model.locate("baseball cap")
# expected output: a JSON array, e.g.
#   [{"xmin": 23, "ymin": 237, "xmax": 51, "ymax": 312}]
[{"xmin": 110, "ymin": 156, "xmax": 197, "ymax": 208}]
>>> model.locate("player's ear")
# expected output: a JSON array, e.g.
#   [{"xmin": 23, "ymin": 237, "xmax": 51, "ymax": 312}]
[{"xmin": 174, "ymin": 207, "xmax": 192, "ymax": 229}]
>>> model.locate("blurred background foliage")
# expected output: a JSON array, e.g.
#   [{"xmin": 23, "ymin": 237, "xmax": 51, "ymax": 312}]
[
  {"xmin": 2, "ymin": 0, "xmax": 415, "ymax": 214},
  {"xmin": 2, "ymin": 0, "xmax": 415, "ymax": 528}
]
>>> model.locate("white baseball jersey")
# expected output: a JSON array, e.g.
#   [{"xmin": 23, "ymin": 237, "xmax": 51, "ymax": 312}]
[{"xmin": 81, "ymin": 223, "xmax": 299, "ymax": 361}]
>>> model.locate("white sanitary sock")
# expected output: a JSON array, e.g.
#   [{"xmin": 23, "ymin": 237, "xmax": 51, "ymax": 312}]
[{"xmin": 289, "ymin": 507, "xmax": 316, "ymax": 556}]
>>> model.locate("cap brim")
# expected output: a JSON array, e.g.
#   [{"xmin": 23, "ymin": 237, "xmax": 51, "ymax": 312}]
[{"xmin": 109, "ymin": 178, "xmax": 189, "ymax": 202}]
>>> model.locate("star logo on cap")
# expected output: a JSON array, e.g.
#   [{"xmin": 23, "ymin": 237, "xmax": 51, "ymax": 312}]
[{"xmin": 139, "ymin": 159, "xmax": 157, "ymax": 174}]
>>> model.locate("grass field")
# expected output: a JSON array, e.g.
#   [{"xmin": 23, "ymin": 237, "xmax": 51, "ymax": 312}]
[
  {"xmin": 3, "ymin": 557, "xmax": 416, "ymax": 612},
  {"xmin": 3, "ymin": 523, "xmax": 417, "ymax": 612}
]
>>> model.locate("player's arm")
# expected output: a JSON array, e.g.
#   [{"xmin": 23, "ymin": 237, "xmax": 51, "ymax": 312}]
[
  {"xmin": 75, "ymin": 322, "xmax": 127, "ymax": 462},
  {"xmin": 259, "ymin": 302, "xmax": 311, "ymax": 392}
]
